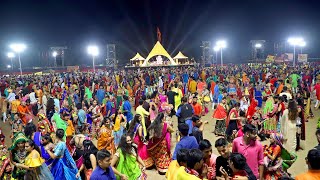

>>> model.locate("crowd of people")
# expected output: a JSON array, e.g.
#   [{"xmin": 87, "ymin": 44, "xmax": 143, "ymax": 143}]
[{"xmin": 0, "ymin": 63, "xmax": 319, "ymax": 180}]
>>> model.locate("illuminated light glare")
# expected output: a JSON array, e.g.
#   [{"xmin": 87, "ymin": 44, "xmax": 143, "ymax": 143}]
[
  {"xmin": 299, "ymin": 41, "xmax": 306, "ymax": 47},
  {"xmin": 213, "ymin": 46, "xmax": 220, "ymax": 52},
  {"xmin": 7, "ymin": 52, "xmax": 15, "ymax": 58},
  {"xmin": 9, "ymin": 43, "xmax": 26, "ymax": 53},
  {"xmin": 216, "ymin": 40, "xmax": 227, "ymax": 48},
  {"xmin": 7, "ymin": 65, "xmax": 11, "ymax": 68},
  {"xmin": 87, "ymin": 45, "xmax": 99, "ymax": 56},
  {"xmin": 52, "ymin": 51, "xmax": 58, "ymax": 57},
  {"xmin": 287, "ymin": 37, "xmax": 304, "ymax": 46},
  {"xmin": 255, "ymin": 43, "xmax": 262, "ymax": 48}
]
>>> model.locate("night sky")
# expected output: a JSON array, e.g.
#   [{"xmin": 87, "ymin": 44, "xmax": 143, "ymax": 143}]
[{"xmin": 0, "ymin": 0, "xmax": 319, "ymax": 67}]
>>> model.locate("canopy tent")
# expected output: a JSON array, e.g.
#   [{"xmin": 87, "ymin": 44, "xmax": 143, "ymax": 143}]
[
  {"xmin": 173, "ymin": 51, "xmax": 188, "ymax": 59},
  {"xmin": 142, "ymin": 41, "xmax": 177, "ymax": 66},
  {"xmin": 130, "ymin": 53, "xmax": 145, "ymax": 61}
]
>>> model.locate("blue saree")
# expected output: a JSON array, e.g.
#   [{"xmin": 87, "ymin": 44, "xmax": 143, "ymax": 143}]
[{"xmin": 50, "ymin": 142, "xmax": 81, "ymax": 180}]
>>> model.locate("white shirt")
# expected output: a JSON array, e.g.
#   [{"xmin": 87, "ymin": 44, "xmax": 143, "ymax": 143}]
[
  {"xmin": 158, "ymin": 78, "xmax": 163, "ymax": 89},
  {"xmin": 42, "ymin": 95, "xmax": 47, "ymax": 106},
  {"xmin": 29, "ymin": 92, "xmax": 37, "ymax": 104},
  {"xmin": 6, "ymin": 92, "xmax": 16, "ymax": 102},
  {"xmin": 279, "ymin": 92, "xmax": 292, "ymax": 100}
]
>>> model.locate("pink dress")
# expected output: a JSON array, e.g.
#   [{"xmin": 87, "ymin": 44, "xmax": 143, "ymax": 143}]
[
  {"xmin": 158, "ymin": 94, "xmax": 167, "ymax": 112},
  {"xmin": 133, "ymin": 124, "xmax": 153, "ymax": 168}
]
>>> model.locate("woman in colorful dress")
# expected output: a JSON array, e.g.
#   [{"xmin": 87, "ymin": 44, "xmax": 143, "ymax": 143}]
[
  {"xmin": 263, "ymin": 95, "xmax": 278, "ymax": 135},
  {"xmin": 212, "ymin": 97, "xmax": 228, "ymax": 136},
  {"xmin": 122, "ymin": 95, "xmax": 133, "ymax": 123},
  {"xmin": 147, "ymin": 113, "xmax": 174, "ymax": 174},
  {"xmin": 225, "ymin": 102, "xmax": 241, "ymax": 142},
  {"xmin": 13, "ymin": 139, "xmax": 54, "ymax": 180},
  {"xmin": 111, "ymin": 134, "xmax": 146, "ymax": 180},
  {"xmin": 281, "ymin": 100, "xmax": 297, "ymax": 153},
  {"xmin": 296, "ymin": 98, "xmax": 306, "ymax": 151},
  {"xmin": 89, "ymin": 100, "xmax": 102, "ymax": 139},
  {"xmin": 149, "ymin": 92, "xmax": 158, "ymax": 123},
  {"xmin": 9, "ymin": 132, "xmax": 28, "ymax": 180},
  {"xmin": 44, "ymin": 129, "xmax": 80, "ymax": 180},
  {"xmin": 113, "ymin": 109, "xmax": 127, "ymax": 147},
  {"xmin": 303, "ymin": 87, "xmax": 313, "ymax": 119},
  {"xmin": 128, "ymin": 114, "xmax": 154, "ymax": 168},
  {"xmin": 158, "ymin": 89, "xmax": 168, "ymax": 113},
  {"xmin": 76, "ymin": 140, "xmax": 98, "ymax": 180},
  {"xmin": 254, "ymin": 82, "xmax": 263, "ymax": 108},
  {"xmin": 97, "ymin": 117, "xmax": 116, "ymax": 155},
  {"xmin": 40, "ymin": 134, "xmax": 55, "ymax": 167},
  {"xmin": 263, "ymin": 133, "xmax": 288, "ymax": 180},
  {"xmin": 24, "ymin": 122, "xmax": 42, "ymax": 146}
]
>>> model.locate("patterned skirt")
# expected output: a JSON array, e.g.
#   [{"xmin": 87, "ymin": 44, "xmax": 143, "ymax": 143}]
[
  {"xmin": 214, "ymin": 119, "xmax": 226, "ymax": 135},
  {"xmin": 147, "ymin": 138, "xmax": 171, "ymax": 173}
]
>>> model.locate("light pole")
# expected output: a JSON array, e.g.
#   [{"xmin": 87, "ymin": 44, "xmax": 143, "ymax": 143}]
[
  {"xmin": 254, "ymin": 43, "xmax": 262, "ymax": 63},
  {"xmin": 52, "ymin": 51, "xmax": 58, "ymax": 67},
  {"xmin": 7, "ymin": 52, "xmax": 15, "ymax": 70},
  {"xmin": 9, "ymin": 43, "xmax": 26, "ymax": 76},
  {"xmin": 288, "ymin": 37, "xmax": 305, "ymax": 67},
  {"xmin": 299, "ymin": 41, "xmax": 306, "ymax": 54},
  {"xmin": 87, "ymin": 45, "xmax": 99, "ymax": 73},
  {"xmin": 216, "ymin": 40, "xmax": 226, "ymax": 66},
  {"xmin": 213, "ymin": 46, "xmax": 219, "ymax": 64}
]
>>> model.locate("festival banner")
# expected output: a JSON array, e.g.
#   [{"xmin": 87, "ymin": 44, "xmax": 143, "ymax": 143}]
[
  {"xmin": 266, "ymin": 55, "xmax": 275, "ymax": 63},
  {"xmin": 298, "ymin": 54, "xmax": 308, "ymax": 62},
  {"xmin": 274, "ymin": 54, "xmax": 285, "ymax": 63},
  {"xmin": 67, "ymin": 66, "xmax": 79, "ymax": 72},
  {"xmin": 284, "ymin": 53, "xmax": 293, "ymax": 62}
]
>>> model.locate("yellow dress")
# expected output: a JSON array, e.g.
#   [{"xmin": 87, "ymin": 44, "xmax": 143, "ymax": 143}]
[
  {"xmin": 24, "ymin": 150, "xmax": 54, "ymax": 180},
  {"xmin": 25, "ymin": 150, "xmax": 44, "ymax": 168}
]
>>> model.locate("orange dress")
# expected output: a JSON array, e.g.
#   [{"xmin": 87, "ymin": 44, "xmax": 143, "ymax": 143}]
[
  {"xmin": 17, "ymin": 105, "xmax": 32, "ymax": 124},
  {"xmin": 97, "ymin": 125, "xmax": 116, "ymax": 155},
  {"xmin": 192, "ymin": 103, "xmax": 202, "ymax": 116}
]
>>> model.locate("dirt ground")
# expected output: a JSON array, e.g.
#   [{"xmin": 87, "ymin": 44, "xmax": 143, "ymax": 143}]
[{"xmin": 1, "ymin": 105, "xmax": 318, "ymax": 179}]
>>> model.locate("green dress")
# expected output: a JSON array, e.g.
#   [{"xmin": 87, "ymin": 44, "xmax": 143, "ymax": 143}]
[{"xmin": 116, "ymin": 148, "xmax": 141, "ymax": 180}]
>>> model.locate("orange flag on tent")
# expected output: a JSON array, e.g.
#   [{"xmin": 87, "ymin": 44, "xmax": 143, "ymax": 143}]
[{"xmin": 157, "ymin": 27, "xmax": 161, "ymax": 43}]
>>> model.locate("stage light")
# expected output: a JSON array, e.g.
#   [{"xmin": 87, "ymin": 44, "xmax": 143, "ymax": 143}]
[
  {"xmin": 9, "ymin": 43, "xmax": 26, "ymax": 75},
  {"xmin": 287, "ymin": 37, "xmax": 305, "ymax": 67},
  {"xmin": 52, "ymin": 51, "xmax": 58, "ymax": 57},
  {"xmin": 213, "ymin": 46, "xmax": 220, "ymax": 52},
  {"xmin": 255, "ymin": 43, "xmax": 262, "ymax": 48},
  {"xmin": 215, "ymin": 40, "xmax": 227, "ymax": 66},
  {"xmin": 216, "ymin": 40, "xmax": 227, "ymax": 48},
  {"xmin": 87, "ymin": 45, "xmax": 99, "ymax": 73},
  {"xmin": 87, "ymin": 45, "xmax": 99, "ymax": 56},
  {"xmin": 7, "ymin": 65, "xmax": 11, "ymax": 69},
  {"xmin": 7, "ymin": 52, "xmax": 15, "ymax": 58},
  {"xmin": 288, "ymin": 37, "xmax": 304, "ymax": 46},
  {"xmin": 10, "ymin": 43, "xmax": 26, "ymax": 53}
]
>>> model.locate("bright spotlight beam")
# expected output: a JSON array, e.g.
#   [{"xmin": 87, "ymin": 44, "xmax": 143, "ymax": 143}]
[
  {"xmin": 287, "ymin": 37, "xmax": 305, "ymax": 67},
  {"xmin": 87, "ymin": 45, "xmax": 99, "ymax": 56},
  {"xmin": 287, "ymin": 37, "xmax": 304, "ymax": 45},
  {"xmin": 52, "ymin": 51, "xmax": 58, "ymax": 57},
  {"xmin": 9, "ymin": 43, "xmax": 26, "ymax": 76},
  {"xmin": 87, "ymin": 45, "xmax": 99, "ymax": 73},
  {"xmin": 10, "ymin": 43, "xmax": 26, "ymax": 53},
  {"xmin": 213, "ymin": 46, "xmax": 220, "ymax": 52},
  {"xmin": 216, "ymin": 40, "xmax": 227, "ymax": 66},
  {"xmin": 255, "ymin": 43, "xmax": 262, "ymax": 48},
  {"xmin": 7, "ymin": 52, "xmax": 15, "ymax": 58},
  {"xmin": 216, "ymin": 40, "xmax": 227, "ymax": 48}
]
